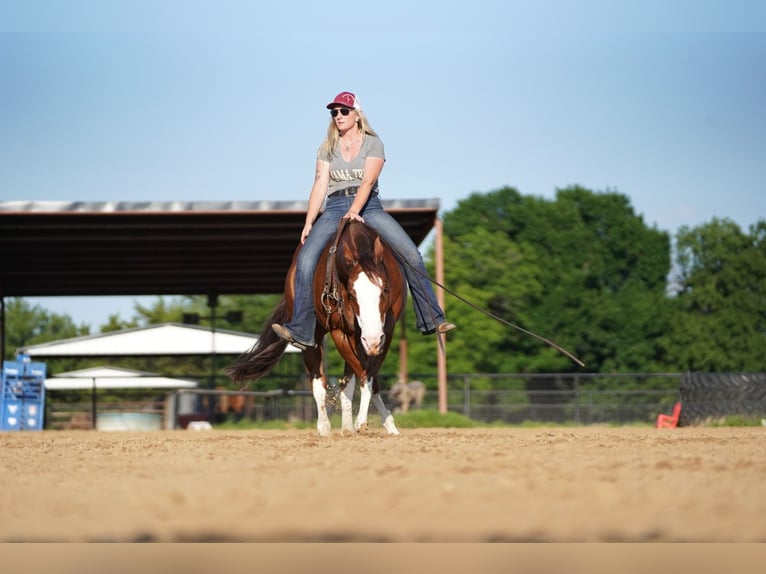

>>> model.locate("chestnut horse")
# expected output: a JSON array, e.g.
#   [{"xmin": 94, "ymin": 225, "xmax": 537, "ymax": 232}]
[{"xmin": 225, "ymin": 220, "xmax": 407, "ymax": 436}]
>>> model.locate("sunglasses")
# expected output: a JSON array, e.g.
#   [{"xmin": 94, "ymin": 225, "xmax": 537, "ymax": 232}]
[{"xmin": 330, "ymin": 107, "xmax": 352, "ymax": 117}]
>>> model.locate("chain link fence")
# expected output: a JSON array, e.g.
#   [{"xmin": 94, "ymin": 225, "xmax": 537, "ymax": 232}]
[
  {"xmin": 44, "ymin": 371, "xmax": 766, "ymax": 429},
  {"xmin": 169, "ymin": 372, "xmax": 683, "ymax": 427}
]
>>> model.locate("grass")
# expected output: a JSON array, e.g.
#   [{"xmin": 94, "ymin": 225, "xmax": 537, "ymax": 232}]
[
  {"xmin": 210, "ymin": 411, "xmax": 765, "ymax": 430},
  {"xmin": 704, "ymin": 415, "xmax": 765, "ymax": 427},
  {"xmin": 212, "ymin": 409, "xmax": 480, "ymax": 430},
  {"xmin": 388, "ymin": 409, "xmax": 480, "ymax": 428}
]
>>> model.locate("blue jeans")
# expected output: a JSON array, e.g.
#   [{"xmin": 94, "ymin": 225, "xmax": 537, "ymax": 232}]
[{"xmin": 283, "ymin": 194, "xmax": 446, "ymax": 345}]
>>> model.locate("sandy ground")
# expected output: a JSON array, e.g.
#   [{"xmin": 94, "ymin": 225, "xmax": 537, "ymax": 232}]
[{"xmin": 1, "ymin": 426, "xmax": 765, "ymax": 542}]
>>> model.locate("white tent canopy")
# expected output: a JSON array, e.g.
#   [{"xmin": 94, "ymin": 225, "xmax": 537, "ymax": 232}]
[
  {"xmin": 45, "ymin": 366, "xmax": 199, "ymax": 391},
  {"xmin": 20, "ymin": 322, "xmax": 299, "ymax": 357}
]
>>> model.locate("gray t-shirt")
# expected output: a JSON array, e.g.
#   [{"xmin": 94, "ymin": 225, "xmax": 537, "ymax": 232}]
[{"xmin": 318, "ymin": 134, "xmax": 385, "ymax": 197}]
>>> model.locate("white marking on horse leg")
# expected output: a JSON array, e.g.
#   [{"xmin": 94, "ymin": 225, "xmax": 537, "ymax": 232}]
[
  {"xmin": 353, "ymin": 272, "xmax": 385, "ymax": 356},
  {"xmin": 355, "ymin": 377, "xmax": 372, "ymax": 431},
  {"xmin": 339, "ymin": 375, "xmax": 356, "ymax": 435},
  {"xmin": 312, "ymin": 377, "xmax": 331, "ymax": 436},
  {"xmin": 372, "ymin": 392, "xmax": 400, "ymax": 435}
]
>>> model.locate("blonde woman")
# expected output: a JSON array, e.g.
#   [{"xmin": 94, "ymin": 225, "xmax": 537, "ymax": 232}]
[{"xmin": 272, "ymin": 91, "xmax": 455, "ymax": 350}]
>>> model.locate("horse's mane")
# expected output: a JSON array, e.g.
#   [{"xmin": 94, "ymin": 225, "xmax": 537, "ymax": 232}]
[{"xmin": 341, "ymin": 222, "xmax": 389, "ymax": 283}]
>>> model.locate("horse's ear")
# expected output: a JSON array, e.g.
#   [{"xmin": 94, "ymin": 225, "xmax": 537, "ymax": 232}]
[{"xmin": 373, "ymin": 236, "xmax": 385, "ymax": 263}]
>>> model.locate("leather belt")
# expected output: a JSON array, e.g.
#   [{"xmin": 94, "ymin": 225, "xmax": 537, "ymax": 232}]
[{"xmin": 327, "ymin": 186, "xmax": 378, "ymax": 200}]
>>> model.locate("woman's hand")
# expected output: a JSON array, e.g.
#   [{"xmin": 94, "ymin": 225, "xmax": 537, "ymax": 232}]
[
  {"xmin": 343, "ymin": 209, "xmax": 365, "ymax": 223},
  {"xmin": 300, "ymin": 222, "xmax": 313, "ymax": 244}
]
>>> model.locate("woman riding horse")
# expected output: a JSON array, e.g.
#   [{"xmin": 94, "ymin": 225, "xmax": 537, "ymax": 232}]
[
  {"xmin": 227, "ymin": 219, "xmax": 407, "ymax": 435},
  {"xmin": 271, "ymin": 90, "xmax": 455, "ymax": 352}
]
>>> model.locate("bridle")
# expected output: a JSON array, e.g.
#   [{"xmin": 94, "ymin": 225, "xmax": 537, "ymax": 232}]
[{"xmin": 321, "ymin": 218, "xmax": 350, "ymax": 328}]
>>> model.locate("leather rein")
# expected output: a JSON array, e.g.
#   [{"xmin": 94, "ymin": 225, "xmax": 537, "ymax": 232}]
[{"xmin": 320, "ymin": 218, "xmax": 350, "ymax": 327}]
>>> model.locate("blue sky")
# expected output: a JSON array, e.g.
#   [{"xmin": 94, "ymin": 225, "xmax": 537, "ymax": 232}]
[{"xmin": 2, "ymin": 1, "xmax": 765, "ymax": 329}]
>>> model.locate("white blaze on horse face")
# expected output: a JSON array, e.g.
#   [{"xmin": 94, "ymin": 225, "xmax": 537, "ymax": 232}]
[{"xmin": 352, "ymin": 271, "xmax": 385, "ymax": 355}]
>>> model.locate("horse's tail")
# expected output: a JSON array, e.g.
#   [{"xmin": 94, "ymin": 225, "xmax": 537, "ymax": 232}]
[{"xmin": 224, "ymin": 299, "xmax": 290, "ymax": 387}]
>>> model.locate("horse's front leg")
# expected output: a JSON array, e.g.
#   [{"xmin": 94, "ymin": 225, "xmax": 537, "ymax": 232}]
[
  {"xmin": 339, "ymin": 373, "xmax": 356, "ymax": 436},
  {"xmin": 371, "ymin": 390, "xmax": 400, "ymax": 435},
  {"xmin": 355, "ymin": 376, "xmax": 373, "ymax": 432},
  {"xmin": 312, "ymin": 376, "xmax": 332, "ymax": 436},
  {"xmin": 304, "ymin": 346, "xmax": 331, "ymax": 436}
]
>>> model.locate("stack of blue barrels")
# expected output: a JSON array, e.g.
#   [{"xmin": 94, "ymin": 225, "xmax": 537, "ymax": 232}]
[{"xmin": 1, "ymin": 354, "xmax": 46, "ymax": 431}]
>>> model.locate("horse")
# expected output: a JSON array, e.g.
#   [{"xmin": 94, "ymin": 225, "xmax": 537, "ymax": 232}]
[
  {"xmin": 225, "ymin": 220, "xmax": 407, "ymax": 436},
  {"xmin": 388, "ymin": 379, "xmax": 426, "ymax": 413}
]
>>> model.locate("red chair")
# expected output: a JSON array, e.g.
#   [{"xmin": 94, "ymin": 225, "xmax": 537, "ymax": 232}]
[{"xmin": 656, "ymin": 402, "xmax": 682, "ymax": 428}]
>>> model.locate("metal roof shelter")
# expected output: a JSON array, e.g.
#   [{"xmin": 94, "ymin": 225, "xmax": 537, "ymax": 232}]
[
  {"xmin": 45, "ymin": 366, "xmax": 199, "ymax": 391},
  {"xmin": 0, "ymin": 200, "xmax": 449, "ymax": 407},
  {"xmin": 19, "ymin": 323, "xmax": 299, "ymax": 357},
  {"xmin": 44, "ymin": 366, "xmax": 200, "ymax": 431},
  {"xmin": 0, "ymin": 200, "xmax": 440, "ymax": 297}
]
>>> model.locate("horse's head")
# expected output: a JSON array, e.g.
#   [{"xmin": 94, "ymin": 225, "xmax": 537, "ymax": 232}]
[{"xmin": 340, "ymin": 224, "xmax": 395, "ymax": 356}]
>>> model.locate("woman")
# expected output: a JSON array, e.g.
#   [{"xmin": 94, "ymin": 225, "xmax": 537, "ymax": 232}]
[{"xmin": 272, "ymin": 91, "xmax": 455, "ymax": 350}]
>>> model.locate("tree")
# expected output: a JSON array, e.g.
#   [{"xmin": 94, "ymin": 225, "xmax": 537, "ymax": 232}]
[
  {"xmin": 2, "ymin": 298, "xmax": 90, "ymax": 372},
  {"xmin": 399, "ymin": 223, "xmax": 544, "ymax": 379},
  {"xmin": 661, "ymin": 219, "xmax": 766, "ymax": 371},
  {"xmin": 421, "ymin": 186, "xmax": 673, "ymax": 375}
]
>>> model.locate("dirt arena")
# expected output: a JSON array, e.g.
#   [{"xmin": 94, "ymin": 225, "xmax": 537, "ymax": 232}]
[{"xmin": 1, "ymin": 426, "xmax": 764, "ymax": 542}]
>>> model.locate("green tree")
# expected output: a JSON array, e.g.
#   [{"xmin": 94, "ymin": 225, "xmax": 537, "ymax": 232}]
[
  {"xmin": 544, "ymin": 187, "xmax": 672, "ymax": 373},
  {"xmin": 416, "ymin": 186, "xmax": 672, "ymax": 376},
  {"xmin": 661, "ymin": 219, "xmax": 766, "ymax": 371},
  {"xmin": 398, "ymin": 224, "xmax": 544, "ymax": 380},
  {"xmin": 94, "ymin": 293, "xmax": 283, "ymax": 336},
  {"xmin": 2, "ymin": 298, "xmax": 90, "ymax": 372}
]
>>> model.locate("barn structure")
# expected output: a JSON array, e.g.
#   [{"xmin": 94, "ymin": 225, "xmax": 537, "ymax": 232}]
[{"xmin": 0, "ymin": 199, "xmax": 449, "ymax": 411}]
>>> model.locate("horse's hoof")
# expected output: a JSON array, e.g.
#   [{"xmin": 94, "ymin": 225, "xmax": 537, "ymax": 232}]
[
  {"xmin": 355, "ymin": 421, "xmax": 369, "ymax": 434},
  {"xmin": 381, "ymin": 415, "xmax": 400, "ymax": 435}
]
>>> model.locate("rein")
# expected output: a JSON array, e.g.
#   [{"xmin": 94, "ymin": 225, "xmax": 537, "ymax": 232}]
[
  {"xmin": 321, "ymin": 218, "xmax": 350, "ymax": 327},
  {"xmin": 319, "ymin": 218, "xmax": 585, "ymax": 368},
  {"xmin": 404, "ymin": 253, "xmax": 586, "ymax": 368}
]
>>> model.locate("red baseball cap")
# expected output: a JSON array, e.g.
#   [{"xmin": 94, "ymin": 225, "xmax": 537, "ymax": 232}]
[{"xmin": 326, "ymin": 91, "xmax": 360, "ymax": 109}]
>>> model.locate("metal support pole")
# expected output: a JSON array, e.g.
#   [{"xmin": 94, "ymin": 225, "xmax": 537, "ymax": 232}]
[
  {"xmin": 208, "ymin": 294, "xmax": 218, "ymax": 389},
  {"xmin": 0, "ymin": 297, "xmax": 5, "ymax": 364},
  {"xmin": 398, "ymin": 316, "xmax": 408, "ymax": 384},
  {"xmin": 435, "ymin": 218, "xmax": 448, "ymax": 414},
  {"xmin": 90, "ymin": 377, "xmax": 97, "ymax": 430}
]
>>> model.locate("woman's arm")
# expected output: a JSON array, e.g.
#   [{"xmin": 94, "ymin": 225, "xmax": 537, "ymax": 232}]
[
  {"xmin": 300, "ymin": 159, "xmax": 330, "ymax": 244},
  {"xmin": 345, "ymin": 156, "xmax": 384, "ymax": 222}
]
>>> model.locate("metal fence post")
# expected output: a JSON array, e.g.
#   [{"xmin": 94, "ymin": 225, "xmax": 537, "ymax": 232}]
[
  {"xmin": 574, "ymin": 373, "xmax": 580, "ymax": 424},
  {"xmin": 463, "ymin": 375, "xmax": 470, "ymax": 419}
]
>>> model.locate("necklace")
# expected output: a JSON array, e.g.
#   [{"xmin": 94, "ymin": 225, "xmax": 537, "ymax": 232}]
[{"xmin": 341, "ymin": 131, "xmax": 361, "ymax": 151}]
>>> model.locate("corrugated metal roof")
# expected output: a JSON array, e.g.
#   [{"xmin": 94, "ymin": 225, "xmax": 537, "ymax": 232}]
[
  {"xmin": 20, "ymin": 322, "xmax": 300, "ymax": 357},
  {"xmin": 0, "ymin": 199, "xmax": 439, "ymax": 297},
  {"xmin": 0, "ymin": 200, "xmax": 315, "ymax": 213},
  {"xmin": 45, "ymin": 366, "xmax": 199, "ymax": 390}
]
